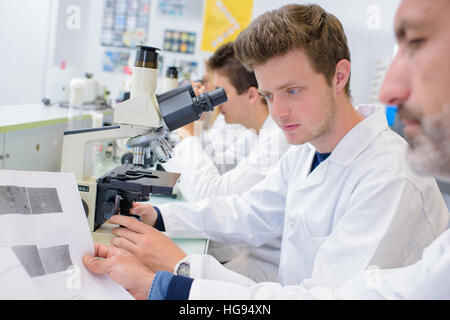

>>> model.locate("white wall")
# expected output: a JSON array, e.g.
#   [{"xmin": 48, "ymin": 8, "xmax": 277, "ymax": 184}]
[
  {"xmin": 45, "ymin": 0, "xmax": 105, "ymax": 104},
  {"xmin": 44, "ymin": 0, "xmax": 208, "ymax": 104},
  {"xmin": 146, "ymin": 0, "xmax": 207, "ymax": 80},
  {"xmin": 0, "ymin": 0, "xmax": 52, "ymax": 105},
  {"xmin": 1, "ymin": 0, "xmax": 401, "ymax": 107}
]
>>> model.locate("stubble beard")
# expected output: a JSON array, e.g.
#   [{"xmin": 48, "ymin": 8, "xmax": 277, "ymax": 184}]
[
  {"xmin": 403, "ymin": 102, "xmax": 450, "ymax": 182},
  {"xmin": 303, "ymin": 92, "xmax": 338, "ymax": 146}
]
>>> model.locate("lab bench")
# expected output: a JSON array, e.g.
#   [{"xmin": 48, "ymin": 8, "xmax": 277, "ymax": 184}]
[{"xmin": 0, "ymin": 103, "xmax": 113, "ymax": 171}]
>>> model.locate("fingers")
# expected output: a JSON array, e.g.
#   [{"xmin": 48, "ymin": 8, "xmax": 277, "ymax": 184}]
[
  {"xmin": 109, "ymin": 215, "xmax": 149, "ymax": 234},
  {"xmin": 83, "ymin": 255, "xmax": 109, "ymax": 275},
  {"xmin": 110, "ymin": 235, "xmax": 137, "ymax": 254},
  {"xmin": 112, "ymin": 226, "xmax": 141, "ymax": 245},
  {"xmin": 131, "ymin": 202, "xmax": 148, "ymax": 208},
  {"xmin": 94, "ymin": 243, "xmax": 116, "ymax": 258},
  {"xmin": 129, "ymin": 204, "xmax": 150, "ymax": 216},
  {"xmin": 191, "ymin": 80, "xmax": 201, "ymax": 89},
  {"xmin": 129, "ymin": 203, "xmax": 156, "ymax": 222},
  {"xmin": 191, "ymin": 81, "xmax": 206, "ymax": 96},
  {"xmin": 83, "ymin": 244, "xmax": 116, "ymax": 275},
  {"xmin": 198, "ymin": 85, "xmax": 206, "ymax": 95}
]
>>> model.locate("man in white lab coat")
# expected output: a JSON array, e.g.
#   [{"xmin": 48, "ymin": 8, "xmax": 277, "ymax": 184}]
[
  {"xmin": 83, "ymin": 2, "xmax": 449, "ymax": 300},
  {"xmin": 334, "ymin": 0, "xmax": 450, "ymax": 300},
  {"xmin": 153, "ymin": 42, "xmax": 290, "ymax": 282},
  {"xmin": 162, "ymin": 42, "xmax": 289, "ymax": 201}
]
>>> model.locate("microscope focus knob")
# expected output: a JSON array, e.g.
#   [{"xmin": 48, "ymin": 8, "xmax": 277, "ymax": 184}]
[{"xmin": 101, "ymin": 201, "xmax": 115, "ymax": 219}]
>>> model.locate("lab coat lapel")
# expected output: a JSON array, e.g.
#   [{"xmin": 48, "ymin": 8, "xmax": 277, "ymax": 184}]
[
  {"xmin": 294, "ymin": 147, "xmax": 328, "ymax": 191},
  {"xmin": 291, "ymin": 106, "xmax": 387, "ymax": 191},
  {"xmin": 330, "ymin": 107, "xmax": 389, "ymax": 166}
]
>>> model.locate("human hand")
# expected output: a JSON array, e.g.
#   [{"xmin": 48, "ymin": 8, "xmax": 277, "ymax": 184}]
[
  {"xmin": 190, "ymin": 81, "xmax": 209, "ymax": 122},
  {"xmin": 83, "ymin": 243, "xmax": 154, "ymax": 300},
  {"xmin": 191, "ymin": 80, "xmax": 206, "ymax": 96},
  {"xmin": 129, "ymin": 202, "xmax": 158, "ymax": 226},
  {"xmin": 108, "ymin": 215, "xmax": 187, "ymax": 273},
  {"xmin": 175, "ymin": 81, "xmax": 207, "ymax": 141}
]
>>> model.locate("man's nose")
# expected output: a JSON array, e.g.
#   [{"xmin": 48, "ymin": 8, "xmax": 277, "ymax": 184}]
[
  {"xmin": 270, "ymin": 95, "xmax": 290, "ymax": 120},
  {"xmin": 379, "ymin": 52, "xmax": 411, "ymax": 106}
]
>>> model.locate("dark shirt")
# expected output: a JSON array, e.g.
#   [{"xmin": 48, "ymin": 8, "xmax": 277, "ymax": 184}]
[{"xmin": 310, "ymin": 151, "xmax": 331, "ymax": 173}]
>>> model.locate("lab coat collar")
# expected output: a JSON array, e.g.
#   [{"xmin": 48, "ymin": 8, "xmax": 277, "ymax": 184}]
[
  {"xmin": 293, "ymin": 106, "xmax": 387, "ymax": 190},
  {"xmin": 328, "ymin": 105, "xmax": 389, "ymax": 166}
]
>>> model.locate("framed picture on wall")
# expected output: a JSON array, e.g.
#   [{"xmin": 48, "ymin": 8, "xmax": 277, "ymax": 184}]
[
  {"xmin": 163, "ymin": 29, "xmax": 196, "ymax": 54},
  {"xmin": 102, "ymin": 50, "xmax": 131, "ymax": 73},
  {"xmin": 157, "ymin": 0, "xmax": 186, "ymax": 17},
  {"xmin": 101, "ymin": 0, "xmax": 151, "ymax": 48}
]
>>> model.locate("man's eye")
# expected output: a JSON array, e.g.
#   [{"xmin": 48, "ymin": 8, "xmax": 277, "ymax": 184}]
[
  {"xmin": 262, "ymin": 94, "xmax": 273, "ymax": 102},
  {"xmin": 287, "ymin": 88, "xmax": 300, "ymax": 95},
  {"xmin": 408, "ymin": 38, "xmax": 425, "ymax": 49}
]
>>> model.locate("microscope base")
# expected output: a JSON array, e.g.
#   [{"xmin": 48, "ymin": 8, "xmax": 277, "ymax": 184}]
[{"xmin": 92, "ymin": 224, "xmax": 117, "ymax": 245}]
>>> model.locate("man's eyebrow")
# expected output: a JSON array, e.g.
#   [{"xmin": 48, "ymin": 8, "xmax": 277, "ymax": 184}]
[
  {"xmin": 395, "ymin": 19, "xmax": 426, "ymax": 40},
  {"xmin": 259, "ymin": 82, "xmax": 302, "ymax": 95}
]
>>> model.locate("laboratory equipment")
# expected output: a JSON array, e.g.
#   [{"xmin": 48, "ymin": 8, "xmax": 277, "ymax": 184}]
[{"xmin": 60, "ymin": 46, "xmax": 227, "ymax": 243}]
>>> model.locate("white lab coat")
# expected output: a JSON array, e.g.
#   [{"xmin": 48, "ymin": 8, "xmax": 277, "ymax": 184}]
[
  {"xmin": 187, "ymin": 219, "xmax": 450, "ymax": 300},
  {"xmin": 159, "ymin": 107, "xmax": 449, "ymax": 299},
  {"xmin": 337, "ymin": 224, "xmax": 450, "ymax": 300},
  {"xmin": 163, "ymin": 115, "xmax": 289, "ymax": 201},
  {"xmin": 162, "ymin": 115, "xmax": 290, "ymax": 282},
  {"xmin": 195, "ymin": 114, "xmax": 249, "ymax": 175}
]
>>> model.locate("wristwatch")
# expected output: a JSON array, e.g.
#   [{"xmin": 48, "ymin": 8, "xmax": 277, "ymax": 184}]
[{"xmin": 174, "ymin": 256, "xmax": 191, "ymax": 277}]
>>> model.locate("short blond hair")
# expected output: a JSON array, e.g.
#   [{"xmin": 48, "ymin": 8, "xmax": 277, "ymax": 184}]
[{"xmin": 234, "ymin": 4, "xmax": 352, "ymax": 96}]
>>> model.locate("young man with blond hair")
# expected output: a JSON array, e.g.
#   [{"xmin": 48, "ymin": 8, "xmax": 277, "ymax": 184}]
[{"xmin": 152, "ymin": 41, "xmax": 289, "ymax": 282}]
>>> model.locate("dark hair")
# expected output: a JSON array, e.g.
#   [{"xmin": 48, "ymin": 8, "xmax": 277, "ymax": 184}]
[
  {"xmin": 234, "ymin": 4, "xmax": 352, "ymax": 96},
  {"xmin": 207, "ymin": 41, "xmax": 259, "ymax": 95}
]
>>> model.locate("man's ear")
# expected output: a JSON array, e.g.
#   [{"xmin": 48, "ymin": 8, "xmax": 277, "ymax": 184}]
[
  {"xmin": 247, "ymin": 86, "xmax": 260, "ymax": 105},
  {"xmin": 334, "ymin": 59, "xmax": 351, "ymax": 94}
]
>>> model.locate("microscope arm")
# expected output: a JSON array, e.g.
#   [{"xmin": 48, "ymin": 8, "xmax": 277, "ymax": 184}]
[{"xmin": 60, "ymin": 125, "xmax": 146, "ymax": 181}]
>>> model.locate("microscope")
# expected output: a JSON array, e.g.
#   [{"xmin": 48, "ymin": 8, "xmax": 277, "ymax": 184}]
[
  {"xmin": 60, "ymin": 46, "xmax": 227, "ymax": 244},
  {"xmin": 120, "ymin": 65, "xmax": 181, "ymax": 168}
]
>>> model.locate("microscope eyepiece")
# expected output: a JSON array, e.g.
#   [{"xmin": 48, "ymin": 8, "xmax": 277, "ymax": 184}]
[
  {"xmin": 135, "ymin": 46, "xmax": 160, "ymax": 69},
  {"xmin": 165, "ymin": 66, "xmax": 178, "ymax": 79},
  {"xmin": 194, "ymin": 88, "xmax": 227, "ymax": 112},
  {"xmin": 157, "ymin": 84, "xmax": 228, "ymax": 131}
]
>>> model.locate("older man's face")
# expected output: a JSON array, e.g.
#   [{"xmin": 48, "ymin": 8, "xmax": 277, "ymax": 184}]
[{"xmin": 379, "ymin": 0, "xmax": 450, "ymax": 181}]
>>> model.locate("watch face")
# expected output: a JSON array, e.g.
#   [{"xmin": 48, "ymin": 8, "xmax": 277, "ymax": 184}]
[{"xmin": 177, "ymin": 262, "xmax": 190, "ymax": 277}]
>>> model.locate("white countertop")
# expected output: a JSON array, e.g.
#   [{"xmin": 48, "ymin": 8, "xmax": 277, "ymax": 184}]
[
  {"xmin": 0, "ymin": 103, "xmax": 113, "ymax": 132},
  {"xmin": 0, "ymin": 104, "xmax": 68, "ymax": 127}
]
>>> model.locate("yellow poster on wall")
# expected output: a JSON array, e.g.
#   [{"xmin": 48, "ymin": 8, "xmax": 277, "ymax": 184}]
[{"xmin": 201, "ymin": 0, "xmax": 254, "ymax": 53}]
